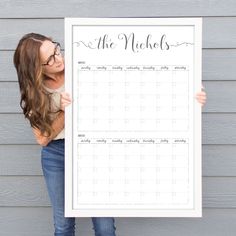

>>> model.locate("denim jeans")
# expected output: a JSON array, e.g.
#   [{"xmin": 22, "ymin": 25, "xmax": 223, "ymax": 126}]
[{"xmin": 41, "ymin": 139, "xmax": 116, "ymax": 236}]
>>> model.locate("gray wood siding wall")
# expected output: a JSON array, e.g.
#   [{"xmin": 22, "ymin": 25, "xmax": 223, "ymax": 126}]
[{"xmin": 0, "ymin": 1, "xmax": 236, "ymax": 235}]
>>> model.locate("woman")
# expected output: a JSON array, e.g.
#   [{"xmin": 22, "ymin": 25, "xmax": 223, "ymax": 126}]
[
  {"xmin": 13, "ymin": 33, "xmax": 206, "ymax": 236},
  {"xmin": 13, "ymin": 33, "xmax": 116, "ymax": 236}
]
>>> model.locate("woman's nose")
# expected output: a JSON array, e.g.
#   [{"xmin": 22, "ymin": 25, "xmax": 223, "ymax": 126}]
[{"xmin": 55, "ymin": 54, "xmax": 63, "ymax": 62}]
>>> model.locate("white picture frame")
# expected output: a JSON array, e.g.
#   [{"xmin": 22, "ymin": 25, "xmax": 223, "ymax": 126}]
[{"xmin": 65, "ymin": 17, "xmax": 202, "ymax": 217}]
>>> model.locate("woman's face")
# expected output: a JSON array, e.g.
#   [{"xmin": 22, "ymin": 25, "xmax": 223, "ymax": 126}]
[{"xmin": 40, "ymin": 40, "xmax": 64, "ymax": 76}]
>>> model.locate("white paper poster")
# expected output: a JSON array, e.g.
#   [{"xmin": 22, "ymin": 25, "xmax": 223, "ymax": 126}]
[{"xmin": 65, "ymin": 18, "xmax": 202, "ymax": 217}]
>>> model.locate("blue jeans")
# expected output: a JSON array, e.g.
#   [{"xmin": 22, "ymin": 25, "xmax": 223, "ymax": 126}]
[{"xmin": 41, "ymin": 139, "xmax": 116, "ymax": 236}]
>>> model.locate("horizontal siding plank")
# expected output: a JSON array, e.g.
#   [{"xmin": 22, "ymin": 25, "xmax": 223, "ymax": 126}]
[
  {"xmin": 202, "ymin": 49, "xmax": 236, "ymax": 81},
  {"xmin": 202, "ymin": 113, "xmax": 236, "ymax": 144},
  {"xmin": 202, "ymin": 145, "xmax": 236, "ymax": 177},
  {"xmin": 1, "ymin": 81, "xmax": 236, "ymax": 113},
  {"xmin": 0, "ymin": 208, "xmax": 236, "ymax": 236},
  {"xmin": 0, "ymin": 176, "xmax": 49, "ymax": 206},
  {"xmin": 0, "ymin": 114, "xmax": 236, "ymax": 144},
  {"xmin": 1, "ymin": 51, "xmax": 15, "ymax": 82},
  {"xmin": 1, "ymin": 145, "xmax": 236, "ymax": 177},
  {"xmin": 0, "ymin": 18, "xmax": 236, "ymax": 50},
  {"xmin": 203, "ymin": 17, "xmax": 236, "ymax": 49},
  {"xmin": 0, "ymin": 82, "xmax": 21, "ymax": 113},
  {"xmin": 0, "ymin": 207, "xmax": 53, "ymax": 236},
  {"xmin": 117, "ymin": 209, "xmax": 236, "ymax": 236},
  {"xmin": 0, "ymin": 145, "xmax": 42, "ymax": 175},
  {"xmin": 0, "ymin": 114, "xmax": 35, "ymax": 144},
  {"xmin": 203, "ymin": 177, "xmax": 236, "ymax": 208},
  {"xmin": 0, "ymin": 19, "xmax": 62, "ymax": 51},
  {"xmin": 202, "ymin": 81, "xmax": 236, "ymax": 112},
  {"xmin": 2, "ymin": 49, "xmax": 236, "ymax": 82},
  {"xmin": 0, "ymin": 207, "xmax": 93, "ymax": 236},
  {"xmin": 0, "ymin": 0, "xmax": 236, "ymax": 18},
  {"xmin": 0, "ymin": 176, "xmax": 236, "ymax": 208}
]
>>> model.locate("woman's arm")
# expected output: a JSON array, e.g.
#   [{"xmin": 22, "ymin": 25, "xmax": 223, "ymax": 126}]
[
  {"xmin": 33, "ymin": 92, "xmax": 72, "ymax": 146},
  {"xmin": 32, "ymin": 111, "xmax": 65, "ymax": 146}
]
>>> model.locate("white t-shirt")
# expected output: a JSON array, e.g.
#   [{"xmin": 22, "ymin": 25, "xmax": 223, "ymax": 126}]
[{"xmin": 45, "ymin": 84, "xmax": 65, "ymax": 140}]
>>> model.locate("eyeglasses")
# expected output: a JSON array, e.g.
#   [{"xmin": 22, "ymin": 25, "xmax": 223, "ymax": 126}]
[{"xmin": 42, "ymin": 42, "xmax": 61, "ymax": 66}]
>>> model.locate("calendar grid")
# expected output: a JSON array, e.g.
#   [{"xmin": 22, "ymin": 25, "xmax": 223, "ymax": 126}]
[
  {"xmin": 77, "ymin": 65, "xmax": 189, "ymax": 133},
  {"xmin": 76, "ymin": 138, "xmax": 190, "ymax": 207},
  {"xmin": 75, "ymin": 64, "xmax": 191, "ymax": 209}
]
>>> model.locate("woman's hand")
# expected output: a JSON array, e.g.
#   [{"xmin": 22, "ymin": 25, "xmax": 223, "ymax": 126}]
[
  {"xmin": 60, "ymin": 92, "xmax": 72, "ymax": 111},
  {"xmin": 195, "ymin": 86, "xmax": 207, "ymax": 107}
]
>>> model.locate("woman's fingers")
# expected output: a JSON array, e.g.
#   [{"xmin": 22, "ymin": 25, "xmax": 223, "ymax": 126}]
[
  {"xmin": 60, "ymin": 92, "xmax": 71, "ymax": 101},
  {"xmin": 195, "ymin": 91, "xmax": 207, "ymax": 106},
  {"xmin": 196, "ymin": 91, "xmax": 207, "ymax": 99},
  {"xmin": 60, "ymin": 92, "xmax": 72, "ymax": 110}
]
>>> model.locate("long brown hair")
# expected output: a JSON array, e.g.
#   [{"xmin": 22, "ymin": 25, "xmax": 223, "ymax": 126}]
[{"xmin": 13, "ymin": 33, "xmax": 55, "ymax": 137}]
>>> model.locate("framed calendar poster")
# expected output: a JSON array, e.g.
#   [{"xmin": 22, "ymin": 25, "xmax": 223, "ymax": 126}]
[{"xmin": 65, "ymin": 18, "xmax": 202, "ymax": 217}]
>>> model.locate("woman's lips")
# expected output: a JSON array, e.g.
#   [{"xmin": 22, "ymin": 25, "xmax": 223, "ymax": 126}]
[{"xmin": 56, "ymin": 63, "xmax": 63, "ymax": 68}]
